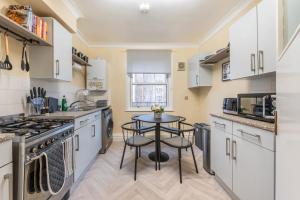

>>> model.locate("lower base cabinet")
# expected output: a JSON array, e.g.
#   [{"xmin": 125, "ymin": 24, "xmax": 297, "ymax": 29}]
[
  {"xmin": 211, "ymin": 116, "xmax": 275, "ymax": 200},
  {"xmin": 232, "ymin": 135, "xmax": 274, "ymax": 200},
  {"xmin": 0, "ymin": 163, "xmax": 13, "ymax": 200},
  {"xmin": 74, "ymin": 112, "xmax": 102, "ymax": 183}
]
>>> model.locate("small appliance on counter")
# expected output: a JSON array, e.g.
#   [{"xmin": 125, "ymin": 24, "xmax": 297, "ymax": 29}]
[
  {"xmin": 237, "ymin": 93, "xmax": 276, "ymax": 123},
  {"xmin": 223, "ymin": 98, "xmax": 238, "ymax": 115}
]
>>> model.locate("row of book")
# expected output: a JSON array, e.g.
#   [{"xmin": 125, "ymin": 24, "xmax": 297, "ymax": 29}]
[{"xmin": 6, "ymin": 5, "xmax": 48, "ymax": 41}]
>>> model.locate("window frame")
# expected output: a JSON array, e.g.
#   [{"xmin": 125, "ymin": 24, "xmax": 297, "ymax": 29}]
[{"xmin": 126, "ymin": 73, "xmax": 173, "ymax": 112}]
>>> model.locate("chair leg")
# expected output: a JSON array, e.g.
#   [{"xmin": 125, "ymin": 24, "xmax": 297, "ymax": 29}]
[
  {"xmin": 155, "ymin": 142, "xmax": 157, "ymax": 171},
  {"xmin": 158, "ymin": 148, "xmax": 161, "ymax": 170},
  {"xmin": 191, "ymin": 146, "xmax": 198, "ymax": 174},
  {"xmin": 120, "ymin": 143, "xmax": 127, "ymax": 169},
  {"xmin": 139, "ymin": 147, "xmax": 141, "ymax": 157},
  {"xmin": 134, "ymin": 147, "xmax": 138, "ymax": 181},
  {"xmin": 178, "ymin": 148, "xmax": 182, "ymax": 184}
]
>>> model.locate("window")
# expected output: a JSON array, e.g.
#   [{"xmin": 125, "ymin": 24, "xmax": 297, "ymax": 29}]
[
  {"xmin": 127, "ymin": 50, "xmax": 172, "ymax": 110},
  {"xmin": 130, "ymin": 73, "xmax": 169, "ymax": 108}
]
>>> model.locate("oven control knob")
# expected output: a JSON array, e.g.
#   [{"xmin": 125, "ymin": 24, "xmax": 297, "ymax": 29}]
[
  {"xmin": 46, "ymin": 140, "xmax": 52, "ymax": 145},
  {"xmin": 39, "ymin": 144, "xmax": 45, "ymax": 149},
  {"xmin": 51, "ymin": 138, "xmax": 55, "ymax": 143},
  {"xmin": 31, "ymin": 147, "xmax": 38, "ymax": 153}
]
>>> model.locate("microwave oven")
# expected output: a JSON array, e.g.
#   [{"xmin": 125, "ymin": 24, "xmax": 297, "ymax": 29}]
[{"xmin": 237, "ymin": 93, "xmax": 276, "ymax": 123}]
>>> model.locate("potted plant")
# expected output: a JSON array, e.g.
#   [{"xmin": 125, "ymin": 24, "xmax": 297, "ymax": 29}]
[{"xmin": 151, "ymin": 105, "xmax": 164, "ymax": 119}]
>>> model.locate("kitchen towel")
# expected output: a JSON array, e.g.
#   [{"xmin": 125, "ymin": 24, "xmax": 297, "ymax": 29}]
[
  {"xmin": 39, "ymin": 155, "xmax": 49, "ymax": 192},
  {"xmin": 63, "ymin": 136, "xmax": 73, "ymax": 177},
  {"xmin": 42, "ymin": 141, "xmax": 66, "ymax": 195}
]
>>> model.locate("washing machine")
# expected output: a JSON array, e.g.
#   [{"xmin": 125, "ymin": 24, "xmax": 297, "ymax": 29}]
[{"xmin": 100, "ymin": 107, "xmax": 113, "ymax": 153}]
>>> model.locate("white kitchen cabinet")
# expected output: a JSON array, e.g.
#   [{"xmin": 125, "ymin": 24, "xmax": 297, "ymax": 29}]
[
  {"xmin": 74, "ymin": 124, "xmax": 92, "ymax": 182},
  {"xmin": 74, "ymin": 112, "xmax": 102, "ymax": 182},
  {"xmin": 230, "ymin": 0, "xmax": 276, "ymax": 79},
  {"xmin": 93, "ymin": 112, "xmax": 102, "ymax": 153},
  {"xmin": 211, "ymin": 120, "xmax": 233, "ymax": 189},
  {"xmin": 257, "ymin": 0, "xmax": 277, "ymax": 74},
  {"xmin": 232, "ymin": 135, "xmax": 274, "ymax": 200},
  {"xmin": 29, "ymin": 18, "xmax": 72, "ymax": 81},
  {"xmin": 210, "ymin": 116, "xmax": 275, "ymax": 200},
  {"xmin": 0, "ymin": 163, "xmax": 13, "ymax": 200},
  {"xmin": 187, "ymin": 53, "xmax": 211, "ymax": 88},
  {"xmin": 0, "ymin": 140, "xmax": 13, "ymax": 200},
  {"xmin": 230, "ymin": 7, "xmax": 258, "ymax": 79},
  {"xmin": 276, "ymin": 27, "xmax": 300, "ymax": 200}
]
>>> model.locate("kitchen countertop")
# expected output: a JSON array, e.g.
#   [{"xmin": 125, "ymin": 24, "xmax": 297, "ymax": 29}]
[
  {"xmin": 0, "ymin": 133, "xmax": 15, "ymax": 144},
  {"xmin": 210, "ymin": 113, "xmax": 276, "ymax": 133},
  {"xmin": 33, "ymin": 106, "xmax": 110, "ymax": 120}
]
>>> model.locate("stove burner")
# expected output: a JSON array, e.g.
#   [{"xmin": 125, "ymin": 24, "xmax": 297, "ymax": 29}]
[{"xmin": 0, "ymin": 117, "xmax": 73, "ymax": 139}]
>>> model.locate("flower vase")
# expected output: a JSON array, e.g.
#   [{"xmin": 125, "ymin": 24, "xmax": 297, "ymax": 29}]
[{"xmin": 154, "ymin": 112, "xmax": 162, "ymax": 119}]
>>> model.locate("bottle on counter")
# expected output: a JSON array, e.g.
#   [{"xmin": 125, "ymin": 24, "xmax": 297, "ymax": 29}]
[{"xmin": 61, "ymin": 95, "xmax": 68, "ymax": 112}]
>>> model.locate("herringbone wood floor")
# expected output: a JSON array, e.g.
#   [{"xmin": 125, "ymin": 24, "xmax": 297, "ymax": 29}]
[{"xmin": 71, "ymin": 140, "xmax": 231, "ymax": 200}]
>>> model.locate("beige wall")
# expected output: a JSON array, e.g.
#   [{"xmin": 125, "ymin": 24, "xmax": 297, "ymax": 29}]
[{"xmin": 87, "ymin": 47, "xmax": 200, "ymax": 133}]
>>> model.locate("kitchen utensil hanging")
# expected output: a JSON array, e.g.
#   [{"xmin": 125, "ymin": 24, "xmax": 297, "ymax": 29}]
[
  {"xmin": 21, "ymin": 41, "xmax": 26, "ymax": 71},
  {"xmin": 25, "ymin": 46, "xmax": 30, "ymax": 72},
  {"xmin": 0, "ymin": 32, "xmax": 4, "ymax": 69},
  {"xmin": 3, "ymin": 32, "xmax": 13, "ymax": 70}
]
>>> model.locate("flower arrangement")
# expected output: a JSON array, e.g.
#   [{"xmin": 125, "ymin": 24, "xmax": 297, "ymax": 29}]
[{"xmin": 151, "ymin": 105, "xmax": 164, "ymax": 119}]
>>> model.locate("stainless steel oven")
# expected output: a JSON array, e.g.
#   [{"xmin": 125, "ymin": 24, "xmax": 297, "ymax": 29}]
[{"xmin": 237, "ymin": 93, "xmax": 276, "ymax": 123}]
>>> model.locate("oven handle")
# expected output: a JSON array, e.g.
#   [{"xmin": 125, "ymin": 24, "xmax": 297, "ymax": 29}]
[{"xmin": 4, "ymin": 173, "xmax": 13, "ymax": 200}]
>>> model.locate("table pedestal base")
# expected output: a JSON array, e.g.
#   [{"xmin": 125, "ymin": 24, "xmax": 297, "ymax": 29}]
[{"xmin": 148, "ymin": 152, "xmax": 169, "ymax": 162}]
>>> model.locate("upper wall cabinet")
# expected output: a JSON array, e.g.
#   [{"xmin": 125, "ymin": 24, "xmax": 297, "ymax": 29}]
[
  {"xmin": 282, "ymin": 0, "xmax": 300, "ymax": 47},
  {"xmin": 188, "ymin": 53, "xmax": 212, "ymax": 88},
  {"xmin": 230, "ymin": 0, "xmax": 276, "ymax": 80},
  {"xmin": 29, "ymin": 18, "xmax": 72, "ymax": 81}
]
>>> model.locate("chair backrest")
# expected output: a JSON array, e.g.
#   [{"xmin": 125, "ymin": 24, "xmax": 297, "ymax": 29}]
[
  {"xmin": 121, "ymin": 121, "xmax": 155, "ymax": 143},
  {"xmin": 131, "ymin": 114, "xmax": 153, "ymax": 129},
  {"xmin": 179, "ymin": 122, "xmax": 196, "ymax": 145},
  {"xmin": 164, "ymin": 116, "xmax": 186, "ymax": 129},
  {"xmin": 121, "ymin": 121, "xmax": 139, "ymax": 143}
]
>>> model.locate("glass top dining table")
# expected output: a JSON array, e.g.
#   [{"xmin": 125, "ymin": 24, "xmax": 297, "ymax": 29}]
[{"xmin": 135, "ymin": 114, "xmax": 180, "ymax": 168}]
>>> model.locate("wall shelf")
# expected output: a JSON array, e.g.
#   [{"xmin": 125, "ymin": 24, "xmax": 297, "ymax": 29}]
[
  {"xmin": 72, "ymin": 54, "xmax": 92, "ymax": 66},
  {"xmin": 0, "ymin": 13, "xmax": 51, "ymax": 46},
  {"xmin": 201, "ymin": 47, "xmax": 230, "ymax": 65}
]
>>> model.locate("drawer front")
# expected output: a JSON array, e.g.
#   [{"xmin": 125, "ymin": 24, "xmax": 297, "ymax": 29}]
[
  {"xmin": 0, "ymin": 140, "xmax": 12, "ymax": 167},
  {"xmin": 233, "ymin": 122, "xmax": 275, "ymax": 151},
  {"xmin": 210, "ymin": 117, "xmax": 233, "ymax": 134},
  {"xmin": 74, "ymin": 114, "xmax": 93, "ymax": 130}
]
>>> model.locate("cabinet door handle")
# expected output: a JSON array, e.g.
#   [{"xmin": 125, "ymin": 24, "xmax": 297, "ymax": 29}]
[
  {"xmin": 196, "ymin": 75, "xmax": 199, "ymax": 85},
  {"xmin": 237, "ymin": 129, "xmax": 261, "ymax": 140},
  {"xmin": 55, "ymin": 59, "xmax": 60, "ymax": 76},
  {"xmin": 225, "ymin": 138, "xmax": 230, "ymax": 156},
  {"xmin": 213, "ymin": 121, "xmax": 226, "ymax": 128},
  {"xmin": 75, "ymin": 134, "xmax": 79, "ymax": 151},
  {"xmin": 232, "ymin": 140, "xmax": 237, "ymax": 160},
  {"xmin": 80, "ymin": 119, "xmax": 89, "ymax": 126},
  {"xmin": 92, "ymin": 125, "xmax": 96, "ymax": 137},
  {"xmin": 258, "ymin": 50, "xmax": 264, "ymax": 71},
  {"xmin": 250, "ymin": 54, "xmax": 256, "ymax": 73},
  {"xmin": 4, "ymin": 173, "xmax": 13, "ymax": 200}
]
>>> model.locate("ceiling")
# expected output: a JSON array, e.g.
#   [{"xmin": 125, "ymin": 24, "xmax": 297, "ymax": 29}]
[{"xmin": 71, "ymin": 0, "xmax": 249, "ymax": 46}]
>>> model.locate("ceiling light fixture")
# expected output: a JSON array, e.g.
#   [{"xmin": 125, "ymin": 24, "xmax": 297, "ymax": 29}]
[{"xmin": 139, "ymin": 2, "xmax": 150, "ymax": 14}]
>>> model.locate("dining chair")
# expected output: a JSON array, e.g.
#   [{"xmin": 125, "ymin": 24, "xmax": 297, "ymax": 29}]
[
  {"xmin": 132, "ymin": 115, "xmax": 156, "ymax": 134},
  {"xmin": 160, "ymin": 122, "xmax": 198, "ymax": 183},
  {"xmin": 160, "ymin": 116, "xmax": 186, "ymax": 137},
  {"xmin": 120, "ymin": 121, "xmax": 156, "ymax": 181},
  {"xmin": 132, "ymin": 115, "xmax": 156, "ymax": 157}
]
